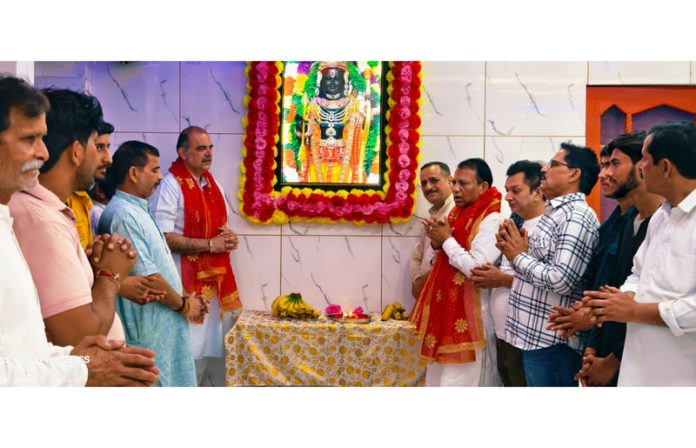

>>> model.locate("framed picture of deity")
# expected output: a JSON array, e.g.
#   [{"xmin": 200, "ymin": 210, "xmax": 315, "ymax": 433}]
[
  {"xmin": 240, "ymin": 61, "xmax": 422, "ymax": 225},
  {"xmin": 279, "ymin": 61, "xmax": 384, "ymax": 189}
]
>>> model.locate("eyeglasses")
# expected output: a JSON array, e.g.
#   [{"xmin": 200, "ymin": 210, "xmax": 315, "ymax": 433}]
[{"xmin": 548, "ymin": 159, "xmax": 573, "ymax": 169}]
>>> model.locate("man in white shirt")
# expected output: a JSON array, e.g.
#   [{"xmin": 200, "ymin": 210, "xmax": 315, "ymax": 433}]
[
  {"xmin": 410, "ymin": 161, "xmax": 454, "ymax": 299},
  {"xmin": 584, "ymin": 121, "xmax": 696, "ymax": 386},
  {"xmin": 0, "ymin": 74, "xmax": 158, "ymax": 386},
  {"xmin": 414, "ymin": 158, "xmax": 502, "ymax": 386},
  {"xmin": 472, "ymin": 160, "xmax": 545, "ymax": 386},
  {"xmin": 150, "ymin": 126, "xmax": 241, "ymax": 386}
]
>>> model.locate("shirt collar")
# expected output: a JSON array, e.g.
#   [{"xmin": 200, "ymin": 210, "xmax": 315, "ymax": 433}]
[
  {"xmin": 428, "ymin": 194, "xmax": 454, "ymax": 217},
  {"xmin": 114, "ymin": 189, "xmax": 150, "ymax": 212},
  {"xmin": 0, "ymin": 203, "xmax": 10, "ymax": 222},
  {"xmin": 676, "ymin": 187, "xmax": 696, "ymax": 214},
  {"xmin": 73, "ymin": 190, "xmax": 91, "ymax": 199},
  {"xmin": 71, "ymin": 190, "xmax": 93, "ymax": 203},
  {"xmin": 547, "ymin": 192, "xmax": 586, "ymax": 210},
  {"xmin": 21, "ymin": 184, "xmax": 76, "ymax": 222}
]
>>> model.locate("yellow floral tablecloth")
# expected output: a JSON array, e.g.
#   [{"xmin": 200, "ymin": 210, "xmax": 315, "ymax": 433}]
[{"xmin": 225, "ymin": 310, "xmax": 426, "ymax": 386}]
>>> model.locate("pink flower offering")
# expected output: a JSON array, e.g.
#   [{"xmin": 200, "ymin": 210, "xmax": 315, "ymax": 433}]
[{"xmin": 325, "ymin": 304, "xmax": 342, "ymax": 316}]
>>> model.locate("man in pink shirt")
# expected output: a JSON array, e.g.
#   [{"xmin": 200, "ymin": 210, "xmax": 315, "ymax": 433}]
[
  {"xmin": 0, "ymin": 74, "xmax": 158, "ymax": 386},
  {"xmin": 9, "ymin": 88, "xmax": 134, "ymax": 347}
]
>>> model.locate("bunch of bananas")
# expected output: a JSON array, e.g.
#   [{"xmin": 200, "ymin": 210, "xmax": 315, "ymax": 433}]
[
  {"xmin": 381, "ymin": 302, "xmax": 409, "ymax": 321},
  {"xmin": 271, "ymin": 293, "xmax": 319, "ymax": 319}
]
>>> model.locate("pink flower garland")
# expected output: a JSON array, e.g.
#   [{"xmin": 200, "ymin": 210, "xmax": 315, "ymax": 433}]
[{"xmin": 240, "ymin": 61, "xmax": 422, "ymax": 224}]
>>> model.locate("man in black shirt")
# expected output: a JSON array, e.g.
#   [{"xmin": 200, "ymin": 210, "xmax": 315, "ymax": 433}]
[{"xmin": 578, "ymin": 131, "xmax": 663, "ymax": 386}]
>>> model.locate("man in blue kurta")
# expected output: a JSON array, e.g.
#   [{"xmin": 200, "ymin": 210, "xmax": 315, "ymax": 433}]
[{"xmin": 99, "ymin": 140, "xmax": 208, "ymax": 386}]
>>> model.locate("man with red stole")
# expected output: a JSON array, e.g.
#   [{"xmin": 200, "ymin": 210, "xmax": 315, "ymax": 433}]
[
  {"xmin": 298, "ymin": 62, "xmax": 367, "ymax": 184},
  {"xmin": 150, "ymin": 126, "xmax": 242, "ymax": 386},
  {"xmin": 411, "ymin": 158, "xmax": 502, "ymax": 386}
]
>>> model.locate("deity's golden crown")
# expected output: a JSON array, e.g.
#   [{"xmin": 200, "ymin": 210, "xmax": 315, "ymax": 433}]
[{"xmin": 317, "ymin": 61, "xmax": 348, "ymax": 73}]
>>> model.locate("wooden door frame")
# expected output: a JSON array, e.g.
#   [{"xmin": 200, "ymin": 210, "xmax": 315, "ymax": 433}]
[{"xmin": 586, "ymin": 85, "xmax": 696, "ymax": 215}]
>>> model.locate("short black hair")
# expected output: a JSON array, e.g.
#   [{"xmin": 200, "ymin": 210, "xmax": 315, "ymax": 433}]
[
  {"xmin": 102, "ymin": 140, "xmax": 160, "ymax": 199},
  {"xmin": 420, "ymin": 161, "xmax": 451, "ymax": 176},
  {"xmin": 646, "ymin": 121, "xmax": 696, "ymax": 179},
  {"xmin": 600, "ymin": 144, "xmax": 612, "ymax": 158},
  {"xmin": 0, "ymin": 75, "xmax": 50, "ymax": 134},
  {"xmin": 607, "ymin": 130, "xmax": 646, "ymax": 164},
  {"xmin": 560, "ymin": 142, "xmax": 600, "ymax": 195},
  {"xmin": 97, "ymin": 121, "xmax": 115, "ymax": 136},
  {"xmin": 457, "ymin": 158, "xmax": 493, "ymax": 186},
  {"xmin": 506, "ymin": 160, "xmax": 542, "ymax": 191},
  {"xmin": 40, "ymin": 88, "xmax": 106, "ymax": 173},
  {"xmin": 176, "ymin": 125, "xmax": 207, "ymax": 152}
]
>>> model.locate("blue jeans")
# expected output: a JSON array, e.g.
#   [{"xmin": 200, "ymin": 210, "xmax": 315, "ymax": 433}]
[{"xmin": 521, "ymin": 344, "xmax": 581, "ymax": 387}]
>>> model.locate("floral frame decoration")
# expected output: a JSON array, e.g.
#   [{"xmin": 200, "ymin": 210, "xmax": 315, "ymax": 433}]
[{"xmin": 240, "ymin": 61, "xmax": 422, "ymax": 225}]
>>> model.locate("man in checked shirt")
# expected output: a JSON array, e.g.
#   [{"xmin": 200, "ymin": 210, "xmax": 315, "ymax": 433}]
[{"xmin": 496, "ymin": 143, "xmax": 600, "ymax": 386}]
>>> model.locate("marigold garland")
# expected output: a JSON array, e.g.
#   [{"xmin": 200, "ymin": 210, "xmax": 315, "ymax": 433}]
[{"xmin": 239, "ymin": 61, "xmax": 422, "ymax": 225}]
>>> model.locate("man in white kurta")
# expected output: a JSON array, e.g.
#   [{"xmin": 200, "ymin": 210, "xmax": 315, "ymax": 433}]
[
  {"xmin": 584, "ymin": 122, "xmax": 696, "ymax": 386},
  {"xmin": 0, "ymin": 203, "xmax": 87, "ymax": 386},
  {"xmin": 615, "ymin": 191, "xmax": 696, "ymax": 385},
  {"xmin": 410, "ymin": 162, "xmax": 455, "ymax": 299},
  {"xmin": 420, "ymin": 159, "xmax": 502, "ymax": 387},
  {"xmin": 150, "ymin": 126, "xmax": 240, "ymax": 386}
]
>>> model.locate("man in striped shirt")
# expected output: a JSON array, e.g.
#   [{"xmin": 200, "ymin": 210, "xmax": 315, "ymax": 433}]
[{"xmin": 496, "ymin": 143, "xmax": 600, "ymax": 386}]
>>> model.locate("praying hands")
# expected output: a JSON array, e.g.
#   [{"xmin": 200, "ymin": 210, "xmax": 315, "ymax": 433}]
[
  {"xmin": 423, "ymin": 217, "xmax": 452, "ymax": 248},
  {"xmin": 495, "ymin": 218, "xmax": 529, "ymax": 261}
]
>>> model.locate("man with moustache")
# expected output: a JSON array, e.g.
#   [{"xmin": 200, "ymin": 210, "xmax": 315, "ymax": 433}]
[
  {"xmin": 544, "ymin": 145, "xmax": 624, "ymax": 342},
  {"xmin": 99, "ymin": 140, "xmax": 208, "ymax": 386},
  {"xmin": 410, "ymin": 158, "xmax": 502, "ymax": 386},
  {"xmin": 410, "ymin": 161, "xmax": 455, "ymax": 299},
  {"xmin": 497, "ymin": 143, "xmax": 599, "ymax": 387},
  {"xmin": 0, "ymin": 75, "xmax": 159, "ymax": 387},
  {"xmin": 67, "ymin": 121, "xmax": 114, "ymax": 249},
  {"xmin": 150, "ymin": 126, "xmax": 241, "ymax": 386},
  {"xmin": 471, "ymin": 160, "xmax": 546, "ymax": 386},
  {"xmin": 550, "ymin": 132, "xmax": 662, "ymax": 386},
  {"xmin": 584, "ymin": 121, "xmax": 696, "ymax": 386},
  {"xmin": 78, "ymin": 122, "xmax": 166, "ymax": 307},
  {"xmin": 9, "ymin": 88, "xmax": 136, "ymax": 348}
]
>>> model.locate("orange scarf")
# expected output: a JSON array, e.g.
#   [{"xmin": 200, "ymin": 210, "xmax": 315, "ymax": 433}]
[
  {"xmin": 168, "ymin": 158, "xmax": 242, "ymax": 322},
  {"xmin": 410, "ymin": 187, "xmax": 501, "ymax": 364}
]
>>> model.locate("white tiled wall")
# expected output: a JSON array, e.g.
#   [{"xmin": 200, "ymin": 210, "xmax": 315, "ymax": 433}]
[
  {"xmin": 485, "ymin": 62, "xmax": 587, "ymax": 137},
  {"xmin": 32, "ymin": 61, "xmax": 695, "ymax": 314},
  {"xmin": 588, "ymin": 61, "xmax": 691, "ymax": 85}
]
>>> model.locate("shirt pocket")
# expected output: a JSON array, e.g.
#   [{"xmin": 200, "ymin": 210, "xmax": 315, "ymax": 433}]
[
  {"xmin": 530, "ymin": 232, "xmax": 552, "ymax": 261},
  {"xmin": 659, "ymin": 250, "xmax": 696, "ymax": 295}
]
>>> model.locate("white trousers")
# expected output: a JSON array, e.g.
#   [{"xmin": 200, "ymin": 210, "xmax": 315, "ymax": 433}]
[
  {"xmin": 425, "ymin": 349, "xmax": 483, "ymax": 387},
  {"xmin": 190, "ymin": 305, "xmax": 240, "ymax": 387}
]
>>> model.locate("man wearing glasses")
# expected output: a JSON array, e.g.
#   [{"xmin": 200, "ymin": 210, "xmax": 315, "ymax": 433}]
[{"xmin": 496, "ymin": 143, "xmax": 600, "ymax": 386}]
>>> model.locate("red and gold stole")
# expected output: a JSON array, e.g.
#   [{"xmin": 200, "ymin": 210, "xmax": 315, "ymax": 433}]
[
  {"xmin": 409, "ymin": 187, "xmax": 502, "ymax": 364},
  {"xmin": 168, "ymin": 158, "xmax": 242, "ymax": 322}
]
